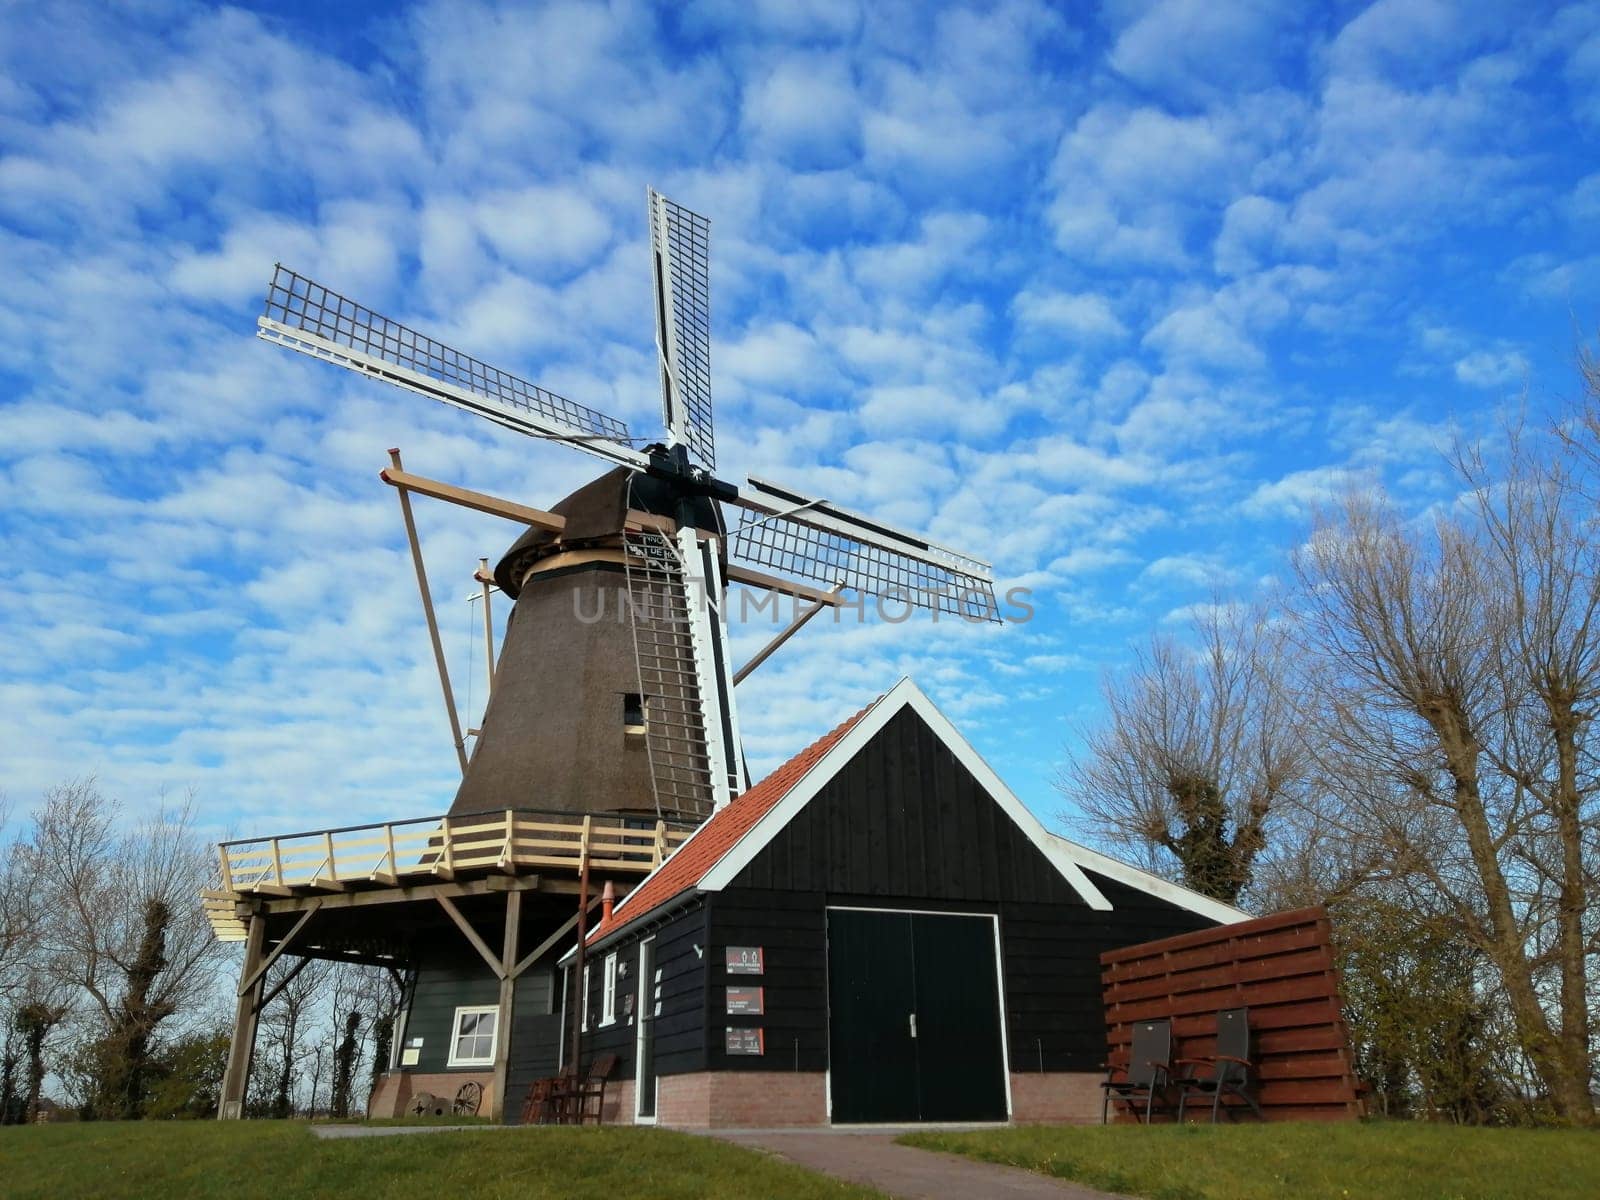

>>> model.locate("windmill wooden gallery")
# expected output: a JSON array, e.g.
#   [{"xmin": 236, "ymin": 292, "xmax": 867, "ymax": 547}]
[{"xmin": 205, "ymin": 191, "xmax": 1245, "ymax": 1127}]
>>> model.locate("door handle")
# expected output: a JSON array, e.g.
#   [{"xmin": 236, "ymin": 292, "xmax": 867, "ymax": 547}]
[{"xmin": 909, "ymin": 1012, "xmax": 917, "ymax": 1039}]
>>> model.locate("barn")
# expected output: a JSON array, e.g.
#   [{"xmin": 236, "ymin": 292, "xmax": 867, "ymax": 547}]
[{"xmin": 555, "ymin": 677, "xmax": 1245, "ymax": 1127}]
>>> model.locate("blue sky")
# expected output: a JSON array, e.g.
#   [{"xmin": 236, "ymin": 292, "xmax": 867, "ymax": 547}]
[{"xmin": 2, "ymin": 0, "xmax": 1598, "ymax": 844}]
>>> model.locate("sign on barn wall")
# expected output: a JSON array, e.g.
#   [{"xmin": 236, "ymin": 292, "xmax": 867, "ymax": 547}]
[
  {"xmin": 725, "ymin": 946, "xmax": 764, "ymax": 974},
  {"xmin": 726, "ymin": 986, "xmax": 765, "ymax": 1015}
]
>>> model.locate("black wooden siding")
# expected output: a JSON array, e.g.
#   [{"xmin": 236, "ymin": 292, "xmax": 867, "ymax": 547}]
[
  {"xmin": 574, "ymin": 704, "xmax": 1221, "ymax": 1085},
  {"xmin": 402, "ymin": 947, "xmax": 499, "ymax": 1074},
  {"xmin": 504, "ymin": 972, "xmax": 560, "ymax": 1120},
  {"xmin": 732, "ymin": 707, "xmax": 1085, "ymax": 907},
  {"xmin": 711, "ymin": 707, "xmax": 1217, "ymax": 1074},
  {"xmin": 1000, "ymin": 871, "xmax": 1213, "ymax": 1071},
  {"xmin": 576, "ymin": 901, "xmax": 707, "ymax": 1082},
  {"xmin": 706, "ymin": 889, "xmax": 828, "ymax": 1073}
]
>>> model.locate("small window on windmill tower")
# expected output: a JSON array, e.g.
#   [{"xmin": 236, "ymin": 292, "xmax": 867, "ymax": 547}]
[{"xmin": 623, "ymin": 693, "xmax": 647, "ymax": 734}]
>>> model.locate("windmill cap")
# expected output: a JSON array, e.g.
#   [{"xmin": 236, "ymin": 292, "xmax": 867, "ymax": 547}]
[{"xmin": 493, "ymin": 467, "xmax": 724, "ymax": 598}]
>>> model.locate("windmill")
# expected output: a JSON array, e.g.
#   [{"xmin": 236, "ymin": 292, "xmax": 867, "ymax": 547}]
[{"xmin": 256, "ymin": 188, "xmax": 998, "ymax": 824}]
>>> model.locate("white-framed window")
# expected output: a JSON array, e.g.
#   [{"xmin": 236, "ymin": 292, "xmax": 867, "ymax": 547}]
[
  {"xmin": 447, "ymin": 1005, "xmax": 499, "ymax": 1069},
  {"xmin": 601, "ymin": 952, "xmax": 618, "ymax": 1026},
  {"xmin": 581, "ymin": 964, "xmax": 590, "ymax": 1032}
]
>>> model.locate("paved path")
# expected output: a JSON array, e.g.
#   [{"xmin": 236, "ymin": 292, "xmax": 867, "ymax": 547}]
[{"xmin": 710, "ymin": 1130, "xmax": 1131, "ymax": 1200}]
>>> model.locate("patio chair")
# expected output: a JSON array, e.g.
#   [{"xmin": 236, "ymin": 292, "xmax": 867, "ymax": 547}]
[
  {"xmin": 1174, "ymin": 1007, "xmax": 1264, "ymax": 1123},
  {"xmin": 520, "ymin": 1075, "xmax": 558, "ymax": 1125},
  {"xmin": 1101, "ymin": 1018, "xmax": 1173, "ymax": 1123},
  {"xmin": 530, "ymin": 1062, "xmax": 578, "ymax": 1125},
  {"xmin": 569, "ymin": 1053, "xmax": 619, "ymax": 1125}
]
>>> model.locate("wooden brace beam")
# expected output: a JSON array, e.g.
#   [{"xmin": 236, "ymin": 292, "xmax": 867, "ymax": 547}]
[
  {"xmin": 382, "ymin": 466, "xmax": 566, "ymax": 532},
  {"xmin": 389, "ymin": 449, "xmax": 471, "ymax": 777},
  {"xmin": 437, "ymin": 894, "xmax": 506, "ymax": 980},
  {"xmin": 510, "ymin": 893, "xmax": 604, "ymax": 979},
  {"xmin": 381, "ymin": 463, "xmax": 674, "ymax": 537},
  {"xmin": 733, "ymin": 583, "xmax": 844, "ymax": 684},
  {"xmin": 255, "ymin": 953, "xmax": 311, "ymax": 1013},
  {"xmin": 237, "ymin": 900, "xmax": 322, "ymax": 997}
]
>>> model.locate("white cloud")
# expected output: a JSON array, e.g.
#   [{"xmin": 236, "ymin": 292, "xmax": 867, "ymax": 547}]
[
  {"xmin": 1142, "ymin": 304, "xmax": 1263, "ymax": 371},
  {"xmin": 1454, "ymin": 349, "xmax": 1528, "ymax": 389},
  {"xmin": 741, "ymin": 55, "xmax": 861, "ymax": 163},
  {"xmin": 1108, "ymin": 0, "xmax": 1299, "ymax": 100},
  {"xmin": 1013, "ymin": 289, "xmax": 1127, "ymax": 343},
  {"xmin": 1242, "ymin": 467, "xmax": 1359, "ymax": 517}
]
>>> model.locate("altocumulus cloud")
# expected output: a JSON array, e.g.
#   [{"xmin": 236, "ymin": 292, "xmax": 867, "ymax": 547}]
[{"xmin": 0, "ymin": 0, "xmax": 1596, "ymax": 838}]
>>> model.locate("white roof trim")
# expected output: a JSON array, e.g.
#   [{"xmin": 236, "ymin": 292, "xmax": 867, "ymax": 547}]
[
  {"xmin": 698, "ymin": 678, "xmax": 1114, "ymax": 911},
  {"xmin": 1045, "ymin": 834, "xmax": 1251, "ymax": 925}
]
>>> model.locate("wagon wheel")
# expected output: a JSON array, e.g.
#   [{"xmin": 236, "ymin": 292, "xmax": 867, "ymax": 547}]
[
  {"xmin": 453, "ymin": 1081, "xmax": 484, "ymax": 1116},
  {"xmin": 406, "ymin": 1092, "xmax": 437, "ymax": 1118}
]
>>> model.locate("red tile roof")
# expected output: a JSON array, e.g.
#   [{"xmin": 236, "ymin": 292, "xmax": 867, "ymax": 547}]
[{"xmin": 585, "ymin": 700, "xmax": 877, "ymax": 945}]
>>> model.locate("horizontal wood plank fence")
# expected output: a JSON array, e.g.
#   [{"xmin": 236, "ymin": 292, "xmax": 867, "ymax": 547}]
[{"xmin": 1101, "ymin": 906, "xmax": 1364, "ymax": 1122}]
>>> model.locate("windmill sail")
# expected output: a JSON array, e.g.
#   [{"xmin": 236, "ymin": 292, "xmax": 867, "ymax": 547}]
[
  {"xmin": 649, "ymin": 189, "xmax": 715, "ymax": 472},
  {"xmin": 258, "ymin": 266, "xmax": 647, "ymax": 471},
  {"xmin": 730, "ymin": 477, "xmax": 999, "ymax": 620}
]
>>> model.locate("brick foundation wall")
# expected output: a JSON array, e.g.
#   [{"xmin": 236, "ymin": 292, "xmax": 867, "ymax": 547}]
[
  {"xmin": 656, "ymin": 1072, "xmax": 827, "ymax": 1128},
  {"xmin": 1008, "ymin": 1072, "xmax": 1104, "ymax": 1124},
  {"xmin": 657, "ymin": 1072, "xmax": 710, "ymax": 1126},
  {"xmin": 601, "ymin": 1077, "xmax": 634, "ymax": 1125}
]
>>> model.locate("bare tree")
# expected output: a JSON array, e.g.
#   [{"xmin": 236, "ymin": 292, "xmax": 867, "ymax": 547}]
[
  {"xmin": 360, "ymin": 966, "xmax": 406, "ymax": 1103},
  {"xmin": 24, "ymin": 780, "xmax": 225, "ymax": 1116},
  {"xmin": 252, "ymin": 956, "xmax": 329, "ymax": 1119},
  {"xmin": 1058, "ymin": 602, "xmax": 1306, "ymax": 903},
  {"xmin": 0, "ymin": 797, "xmax": 39, "ymax": 1008},
  {"xmin": 1294, "ymin": 470, "xmax": 1597, "ymax": 1123}
]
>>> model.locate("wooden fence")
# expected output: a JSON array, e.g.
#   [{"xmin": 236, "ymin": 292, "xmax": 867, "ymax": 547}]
[{"xmin": 1101, "ymin": 906, "xmax": 1365, "ymax": 1121}]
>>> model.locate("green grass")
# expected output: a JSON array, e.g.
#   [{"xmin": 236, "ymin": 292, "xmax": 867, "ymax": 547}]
[
  {"xmin": 0, "ymin": 1121, "xmax": 882, "ymax": 1200},
  {"xmin": 899, "ymin": 1122, "xmax": 1600, "ymax": 1200}
]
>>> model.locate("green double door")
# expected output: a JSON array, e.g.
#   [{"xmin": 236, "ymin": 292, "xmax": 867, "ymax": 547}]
[{"xmin": 826, "ymin": 908, "xmax": 1009, "ymax": 1123}]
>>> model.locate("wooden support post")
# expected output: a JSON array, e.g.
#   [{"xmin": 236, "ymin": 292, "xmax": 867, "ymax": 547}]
[
  {"xmin": 389, "ymin": 448, "xmax": 471, "ymax": 777},
  {"xmin": 490, "ymin": 889, "xmax": 521, "ymax": 1120},
  {"xmin": 373, "ymin": 821, "xmax": 399, "ymax": 885},
  {"xmin": 321, "ymin": 831, "xmax": 339, "ymax": 887},
  {"xmin": 568, "ymin": 849, "xmax": 590, "ymax": 1072},
  {"xmin": 480, "ymin": 557, "xmax": 496, "ymax": 698},
  {"xmin": 219, "ymin": 913, "xmax": 266, "ymax": 1120}
]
